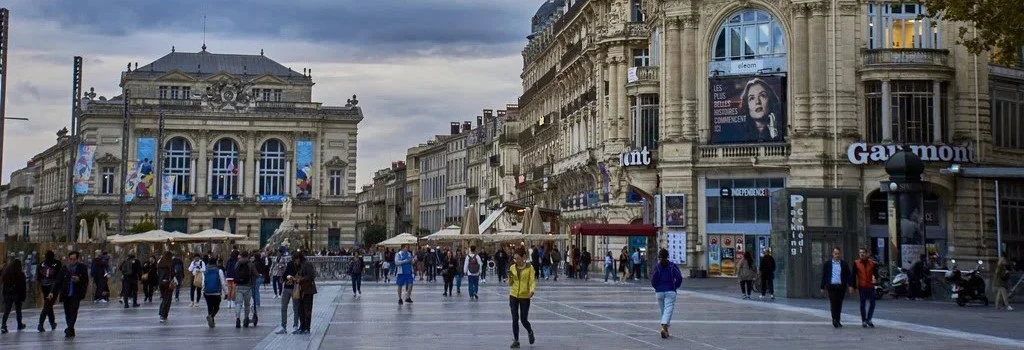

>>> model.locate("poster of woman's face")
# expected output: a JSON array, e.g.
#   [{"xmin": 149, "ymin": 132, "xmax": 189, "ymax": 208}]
[{"xmin": 709, "ymin": 76, "xmax": 787, "ymax": 144}]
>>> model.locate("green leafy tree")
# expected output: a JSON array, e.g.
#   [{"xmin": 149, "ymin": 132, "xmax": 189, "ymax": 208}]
[
  {"xmin": 129, "ymin": 220, "xmax": 158, "ymax": 234},
  {"xmin": 363, "ymin": 224, "xmax": 388, "ymax": 247},
  {"xmin": 924, "ymin": 0, "xmax": 1024, "ymax": 65}
]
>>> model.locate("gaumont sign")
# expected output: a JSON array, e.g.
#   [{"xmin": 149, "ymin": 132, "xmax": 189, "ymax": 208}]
[
  {"xmin": 846, "ymin": 143, "xmax": 975, "ymax": 165},
  {"xmin": 619, "ymin": 147, "xmax": 652, "ymax": 167}
]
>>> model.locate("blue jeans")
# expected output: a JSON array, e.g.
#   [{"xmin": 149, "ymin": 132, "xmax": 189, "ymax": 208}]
[
  {"xmin": 252, "ymin": 276, "xmax": 264, "ymax": 307},
  {"xmin": 858, "ymin": 287, "xmax": 876, "ymax": 321},
  {"xmin": 656, "ymin": 291, "xmax": 677, "ymax": 325},
  {"xmin": 542, "ymin": 266, "xmax": 551, "ymax": 279},
  {"xmin": 604, "ymin": 264, "xmax": 617, "ymax": 282},
  {"xmin": 455, "ymin": 274, "xmax": 463, "ymax": 293},
  {"xmin": 468, "ymin": 276, "xmax": 480, "ymax": 297}
]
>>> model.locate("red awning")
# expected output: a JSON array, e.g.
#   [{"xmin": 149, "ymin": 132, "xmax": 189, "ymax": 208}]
[{"xmin": 571, "ymin": 224, "xmax": 657, "ymax": 237}]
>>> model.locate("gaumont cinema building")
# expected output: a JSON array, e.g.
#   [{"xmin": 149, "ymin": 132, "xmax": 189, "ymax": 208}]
[{"xmin": 530, "ymin": 0, "xmax": 1024, "ymax": 277}]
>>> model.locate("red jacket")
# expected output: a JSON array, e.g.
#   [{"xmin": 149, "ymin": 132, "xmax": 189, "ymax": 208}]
[{"xmin": 854, "ymin": 259, "xmax": 878, "ymax": 289}]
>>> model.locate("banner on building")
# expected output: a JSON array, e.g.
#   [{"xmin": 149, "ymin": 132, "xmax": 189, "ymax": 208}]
[
  {"xmin": 160, "ymin": 175, "xmax": 175, "ymax": 212},
  {"xmin": 124, "ymin": 161, "xmax": 139, "ymax": 202},
  {"xmin": 666, "ymin": 231, "xmax": 687, "ymax": 265},
  {"xmin": 708, "ymin": 236, "xmax": 721, "ymax": 276},
  {"xmin": 135, "ymin": 137, "xmax": 156, "ymax": 198},
  {"xmin": 73, "ymin": 144, "xmax": 98, "ymax": 194},
  {"xmin": 295, "ymin": 140, "xmax": 314, "ymax": 199},
  {"xmin": 708, "ymin": 75, "xmax": 787, "ymax": 144},
  {"xmin": 663, "ymin": 194, "xmax": 686, "ymax": 228}
]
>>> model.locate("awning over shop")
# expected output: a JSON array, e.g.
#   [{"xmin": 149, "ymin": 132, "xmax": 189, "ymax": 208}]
[{"xmin": 571, "ymin": 223, "xmax": 657, "ymax": 237}]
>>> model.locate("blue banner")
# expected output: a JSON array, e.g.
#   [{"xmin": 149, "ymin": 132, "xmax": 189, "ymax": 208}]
[
  {"xmin": 295, "ymin": 140, "xmax": 314, "ymax": 199},
  {"xmin": 73, "ymin": 145, "xmax": 97, "ymax": 194},
  {"xmin": 135, "ymin": 137, "xmax": 156, "ymax": 198},
  {"xmin": 124, "ymin": 161, "xmax": 139, "ymax": 202}
]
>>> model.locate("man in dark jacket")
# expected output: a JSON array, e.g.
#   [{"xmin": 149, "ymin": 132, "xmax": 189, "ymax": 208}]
[
  {"xmin": 819, "ymin": 247, "xmax": 853, "ymax": 328},
  {"xmin": 61, "ymin": 251, "xmax": 90, "ymax": 338},
  {"xmin": 91, "ymin": 250, "xmax": 110, "ymax": 303},
  {"xmin": 172, "ymin": 254, "xmax": 185, "ymax": 301},
  {"xmin": 494, "ymin": 247, "xmax": 509, "ymax": 283},
  {"xmin": 758, "ymin": 248, "xmax": 777, "ymax": 300},
  {"xmin": 233, "ymin": 251, "xmax": 260, "ymax": 328},
  {"xmin": 580, "ymin": 248, "xmax": 592, "ymax": 280},
  {"xmin": 36, "ymin": 251, "xmax": 63, "ymax": 332},
  {"xmin": 120, "ymin": 254, "xmax": 142, "ymax": 308}
]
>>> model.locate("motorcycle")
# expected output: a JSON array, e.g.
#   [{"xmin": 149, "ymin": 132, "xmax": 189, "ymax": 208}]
[
  {"xmin": 889, "ymin": 267, "xmax": 910, "ymax": 299},
  {"xmin": 946, "ymin": 266, "xmax": 989, "ymax": 307}
]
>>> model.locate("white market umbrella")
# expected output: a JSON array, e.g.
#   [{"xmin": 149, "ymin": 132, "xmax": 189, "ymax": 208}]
[
  {"xmin": 461, "ymin": 205, "xmax": 481, "ymax": 236},
  {"xmin": 521, "ymin": 208, "xmax": 533, "ymax": 234},
  {"xmin": 377, "ymin": 233, "xmax": 419, "ymax": 247},
  {"xmin": 78, "ymin": 219, "xmax": 88, "ymax": 243},
  {"xmin": 423, "ymin": 225, "xmax": 463, "ymax": 241},
  {"xmin": 91, "ymin": 219, "xmax": 100, "ymax": 243},
  {"xmin": 179, "ymin": 228, "xmax": 246, "ymax": 242},
  {"xmin": 528, "ymin": 205, "xmax": 545, "ymax": 235},
  {"xmin": 99, "ymin": 219, "xmax": 109, "ymax": 242}
]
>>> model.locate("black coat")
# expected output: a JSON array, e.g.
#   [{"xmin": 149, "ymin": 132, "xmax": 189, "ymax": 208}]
[
  {"xmin": 759, "ymin": 255, "xmax": 776, "ymax": 279},
  {"xmin": 61, "ymin": 262, "xmax": 90, "ymax": 302},
  {"xmin": 819, "ymin": 259, "xmax": 852, "ymax": 290},
  {"xmin": 1, "ymin": 267, "xmax": 27, "ymax": 302}
]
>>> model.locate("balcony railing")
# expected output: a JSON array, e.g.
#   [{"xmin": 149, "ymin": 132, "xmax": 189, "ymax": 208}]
[
  {"xmin": 561, "ymin": 41, "xmax": 582, "ymax": 66},
  {"xmin": 627, "ymin": 66, "xmax": 659, "ymax": 84},
  {"xmin": 131, "ymin": 98, "xmax": 202, "ymax": 109},
  {"xmin": 553, "ymin": 149, "xmax": 593, "ymax": 175},
  {"xmin": 254, "ymin": 101, "xmax": 322, "ymax": 109},
  {"xmin": 698, "ymin": 143, "xmax": 790, "ymax": 160},
  {"xmin": 862, "ymin": 49, "xmax": 949, "ymax": 67}
]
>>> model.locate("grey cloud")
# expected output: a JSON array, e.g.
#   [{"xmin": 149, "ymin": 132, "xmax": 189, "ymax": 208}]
[{"xmin": 13, "ymin": 0, "xmax": 535, "ymax": 59}]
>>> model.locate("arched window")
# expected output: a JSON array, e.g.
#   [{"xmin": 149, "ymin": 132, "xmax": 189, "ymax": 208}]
[
  {"xmin": 258, "ymin": 139, "xmax": 286, "ymax": 199},
  {"xmin": 164, "ymin": 137, "xmax": 192, "ymax": 199},
  {"xmin": 210, "ymin": 138, "xmax": 239, "ymax": 198},
  {"xmin": 712, "ymin": 9, "xmax": 786, "ymax": 61}
]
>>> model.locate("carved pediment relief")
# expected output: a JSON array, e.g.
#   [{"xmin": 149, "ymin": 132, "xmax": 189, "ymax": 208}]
[
  {"xmin": 157, "ymin": 70, "xmax": 198, "ymax": 82},
  {"xmin": 250, "ymin": 74, "xmax": 288, "ymax": 85},
  {"xmin": 324, "ymin": 156, "xmax": 348, "ymax": 169},
  {"xmin": 96, "ymin": 153, "xmax": 120, "ymax": 165},
  {"xmin": 200, "ymin": 76, "xmax": 254, "ymax": 112}
]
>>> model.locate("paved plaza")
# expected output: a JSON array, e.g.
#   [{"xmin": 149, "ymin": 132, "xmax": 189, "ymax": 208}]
[{"xmin": 0, "ymin": 277, "xmax": 1021, "ymax": 350}]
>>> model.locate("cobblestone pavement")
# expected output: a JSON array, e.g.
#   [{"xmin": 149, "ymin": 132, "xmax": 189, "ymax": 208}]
[{"xmin": 1, "ymin": 277, "xmax": 1021, "ymax": 349}]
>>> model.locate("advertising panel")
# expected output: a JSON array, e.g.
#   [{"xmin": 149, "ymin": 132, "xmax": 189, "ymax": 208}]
[
  {"xmin": 135, "ymin": 137, "xmax": 156, "ymax": 198},
  {"xmin": 663, "ymin": 194, "xmax": 686, "ymax": 228},
  {"xmin": 73, "ymin": 144, "xmax": 97, "ymax": 194},
  {"xmin": 123, "ymin": 161, "xmax": 139, "ymax": 202},
  {"xmin": 709, "ymin": 75, "xmax": 787, "ymax": 144},
  {"xmin": 708, "ymin": 236, "xmax": 721, "ymax": 276},
  {"xmin": 160, "ymin": 175, "xmax": 175, "ymax": 212},
  {"xmin": 666, "ymin": 231, "xmax": 687, "ymax": 265},
  {"xmin": 295, "ymin": 140, "xmax": 314, "ymax": 199}
]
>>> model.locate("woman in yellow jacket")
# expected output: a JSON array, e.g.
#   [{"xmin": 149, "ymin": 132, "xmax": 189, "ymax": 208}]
[{"xmin": 508, "ymin": 247, "xmax": 536, "ymax": 349}]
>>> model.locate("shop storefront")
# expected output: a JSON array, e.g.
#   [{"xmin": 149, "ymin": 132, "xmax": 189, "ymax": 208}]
[{"xmin": 704, "ymin": 177, "xmax": 786, "ymax": 277}]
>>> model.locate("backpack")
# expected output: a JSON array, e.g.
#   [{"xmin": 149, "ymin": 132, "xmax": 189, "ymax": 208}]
[
  {"xmin": 121, "ymin": 260, "xmax": 135, "ymax": 278},
  {"xmin": 468, "ymin": 255, "xmax": 481, "ymax": 274},
  {"xmin": 203, "ymin": 268, "xmax": 222, "ymax": 294},
  {"xmin": 235, "ymin": 261, "xmax": 253, "ymax": 285},
  {"xmin": 40, "ymin": 263, "xmax": 58, "ymax": 286},
  {"xmin": 193, "ymin": 265, "xmax": 205, "ymax": 288}
]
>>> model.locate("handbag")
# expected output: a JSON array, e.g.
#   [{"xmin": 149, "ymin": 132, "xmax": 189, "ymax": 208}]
[{"xmin": 291, "ymin": 285, "xmax": 301, "ymax": 300}]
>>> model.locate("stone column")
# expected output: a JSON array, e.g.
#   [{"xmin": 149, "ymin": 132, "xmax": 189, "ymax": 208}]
[
  {"xmin": 206, "ymin": 158, "xmax": 213, "ymax": 196},
  {"xmin": 792, "ymin": 5, "xmax": 811, "ymax": 135},
  {"xmin": 190, "ymin": 156, "xmax": 198, "ymax": 196},
  {"xmin": 809, "ymin": 2, "xmax": 829, "ymax": 134},
  {"xmin": 608, "ymin": 56, "xmax": 620, "ymax": 143},
  {"xmin": 881, "ymin": 80, "xmax": 892, "ymax": 141},
  {"xmin": 238, "ymin": 159, "xmax": 245, "ymax": 197},
  {"xmin": 932, "ymin": 80, "xmax": 942, "ymax": 142},
  {"xmin": 618, "ymin": 60, "xmax": 630, "ymax": 142},
  {"xmin": 681, "ymin": 15, "xmax": 699, "ymax": 140},
  {"xmin": 245, "ymin": 134, "xmax": 257, "ymax": 198},
  {"xmin": 665, "ymin": 17, "xmax": 683, "ymax": 140},
  {"xmin": 196, "ymin": 133, "xmax": 209, "ymax": 197}
]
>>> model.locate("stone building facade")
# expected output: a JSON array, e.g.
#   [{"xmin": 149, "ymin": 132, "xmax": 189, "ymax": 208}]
[
  {"xmin": 1, "ymin": 163, "xmax": 36, "ymax": 241},
  {"xmin": 516, "ymin": 0, "xmax": 1024, "ymax": 273},
  {"xmin": 31, "ymin": 48, "xmax": 362, "ymax": 249}
]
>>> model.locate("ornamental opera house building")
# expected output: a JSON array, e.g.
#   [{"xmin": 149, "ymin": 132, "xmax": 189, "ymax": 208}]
[
  {"xmin": 516, "ymin": 0, "xmax": 1024, "ymax": 277},
  {"xmin": 30, "ymin": 48, "xmax": 362, "ymax": 248}
]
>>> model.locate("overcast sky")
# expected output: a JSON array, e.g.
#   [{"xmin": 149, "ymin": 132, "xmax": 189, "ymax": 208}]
[{"xmin": 1, "ymin": 0, "xmax": 535, "ymax": 185}]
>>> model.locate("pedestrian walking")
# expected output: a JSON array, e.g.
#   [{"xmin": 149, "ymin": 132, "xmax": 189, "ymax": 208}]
[
  {"xmin": 442, "ymin": 251, "xmax": 457, "ymax": 296},
  {"xmin": 550, "ymin": 247, "xmax": 561, "ymax": 281},
  {"xmin": 188, "ymin": 254, "xmax": 206, "ymax": 308},
  {"xmin": 253, "ymin": 250, "xmax": 269, "ymax": 308},
  {"xmin": 61, "ymin": 251, "xmax": 89, "ymax": 338},
  {"xmin": 604, "ymin": 251, "xmax": 617, "ymax": 283},
  {"xmin": 651, "ymin": 248, "xmax": 683, "ymax": 339},
  {"xmin": 454, "ymin": 250, "xmax": 465, "ymax": 295},
  {"xmin": 580, "ymin": 248, "xmax": 591, "ymax": 281},
  {"xmin": 202, "ymin": 258, "xmax": 228, "ymax": 328},
  {"xmin": 994, "ymin": 257, "xmax": 1013, "ymax": 311},
  {"xmin": 759, "ymin": 248, "xmax": 776, "ymax": 300},
  {"xmin": 348, "ymin": 253, "xmax": 364, "ymax": 296},
  {"xmin": 172, "ymin": 253, "xmax": 185, "ymax": 302},
  {"xmin": 119, "ymin": 254, "xmax": 142, "ymax": 308},
  {"xmin": 396, "ymin": 245, "xmax": 415, "ymax": 305},
  {"xmin": 381, "ymin": 259, "xmax": 391, "ymax": 283},
  {"xmin": 225, "ymin": 250, "xmax": 240, "ymax": 308},
  {"xmin": 738, "ymin": 251, "xmax": 757, "ymax": 299},
  {"xmin": 234, "ymin": 251, "xmax": 259, "ymax": 328},
  {"xmin": 631, "ymin": 249, "xmax": 642, "ymax": 281},
  {"xmin": 618, "ymin": 248, "xmax": 630, "ymax": 282},
  {"xmin": 90, "ymin": 250, "xmax": 110, "ymax": 303},
  {"xmin": 853, "ymin": 248, "xmax": 879, "ymax": 327},
  {"xmin": 276, "ymin": 255, "xmax": 300, "ymax": 334},
  {"xmin": 1, "ymin": 259, "xmax": 27, "ymax": 334},
  {"xmin": 142, "ymin": 256, "xmax": 159, "ymax": 303},
  {"xmin": 36, "ymin": 250, "xmax": 62, "ymax": 333},
  {"xmin": 465, "ymin": 246, "xmax": 484, "ymax": 300},
  {"xmin": 272, "ymin": 252, "xmax": 286, "ymax": 298},
  {"xmin": 495, "ymin": 247, "xmax": 509, "ymax": 283},
  {"xmin": 819, "ymin": 247, "xmax": 853, "ymax": 328},
  {"xmin": 508, "ymin": 247, "xmax": 536, "ymax": 349},
  {"xmin": 291, "ymin": 252, "xmax": 317, "ymax": 334},
  {"xmin": 156, "ymin": 251, "xmax": 178, "ymax": 323}
]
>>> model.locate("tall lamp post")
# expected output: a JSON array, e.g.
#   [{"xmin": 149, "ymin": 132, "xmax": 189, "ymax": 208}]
[
  {"xmin": 882, "ymin": 148, "xmax": 925, "ymax": 273},
  {"xmin": 305, "ymin": 213, "xmax": 317, "ymax": 252}
]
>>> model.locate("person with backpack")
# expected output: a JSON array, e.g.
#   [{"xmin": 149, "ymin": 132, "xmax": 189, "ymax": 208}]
[
  {"xmin": 651, "ymin": 248, "xmax": 683, "ymax": 339},
  {"xmin": 119, "ymin": 254, "xmax": 142, "ymax": 308},
  {"xmin": 36, "ymin": 250, "xmax": 62, "ymax": 333},
  {"xmin": 61, "ymin": 251, "xmax": 89, "ymax": 338},
  {"xmin": 156, "ymin": 251, "xmax": 177, "ymax": 323},
  {"xmin": 188, "ymin": 254, "xmax": 206, "ymax": 308},
  {"xmin": 348, "ymin": 252, "xmax": 365, "ymax": 296},
  {"xmin": 550, "ymin": 248, "xmax": 561, "ymax": 281},
  {"xmin": 1, "ymin": 258, "xmax": 27, "ymax": 334},
  {"xmin": 202, "ymin": 257, "xmax": 228, "ymax": 328},
  {"xmin": 234, "ymin": 251, "xmax": 259, "ymax": 328},
  {"xmin": 464, "ymin": 246, "xmax": 484, "ymax": 300}
]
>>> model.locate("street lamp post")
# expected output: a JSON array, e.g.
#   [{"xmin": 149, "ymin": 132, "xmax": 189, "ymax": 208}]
[
  {"xmin": 305, "ymin": 213, "xmax": 317, "ymax": 252},
  {"xmin": 882, "ymin": 148, "xmax": 925, "ymax": 272}
]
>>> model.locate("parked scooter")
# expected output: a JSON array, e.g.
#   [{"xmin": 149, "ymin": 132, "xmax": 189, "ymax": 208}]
[
  {"xmin": 889, "ymin": 267, "xmax": 910, "ymax": 299},
  {"xmin": 946, "ymin": 262, "xmax": 990, "ymax": 307}
]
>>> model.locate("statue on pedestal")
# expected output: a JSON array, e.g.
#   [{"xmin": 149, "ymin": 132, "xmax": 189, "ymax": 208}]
[{"xmin": 279, "ymin": 197, "xmax": 293, "ymax": 222}]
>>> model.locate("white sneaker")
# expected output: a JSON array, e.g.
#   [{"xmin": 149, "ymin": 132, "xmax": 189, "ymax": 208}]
[{"xmin": 1007, "ymin": 306, "xmax": 1014, "ymax": 311}]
